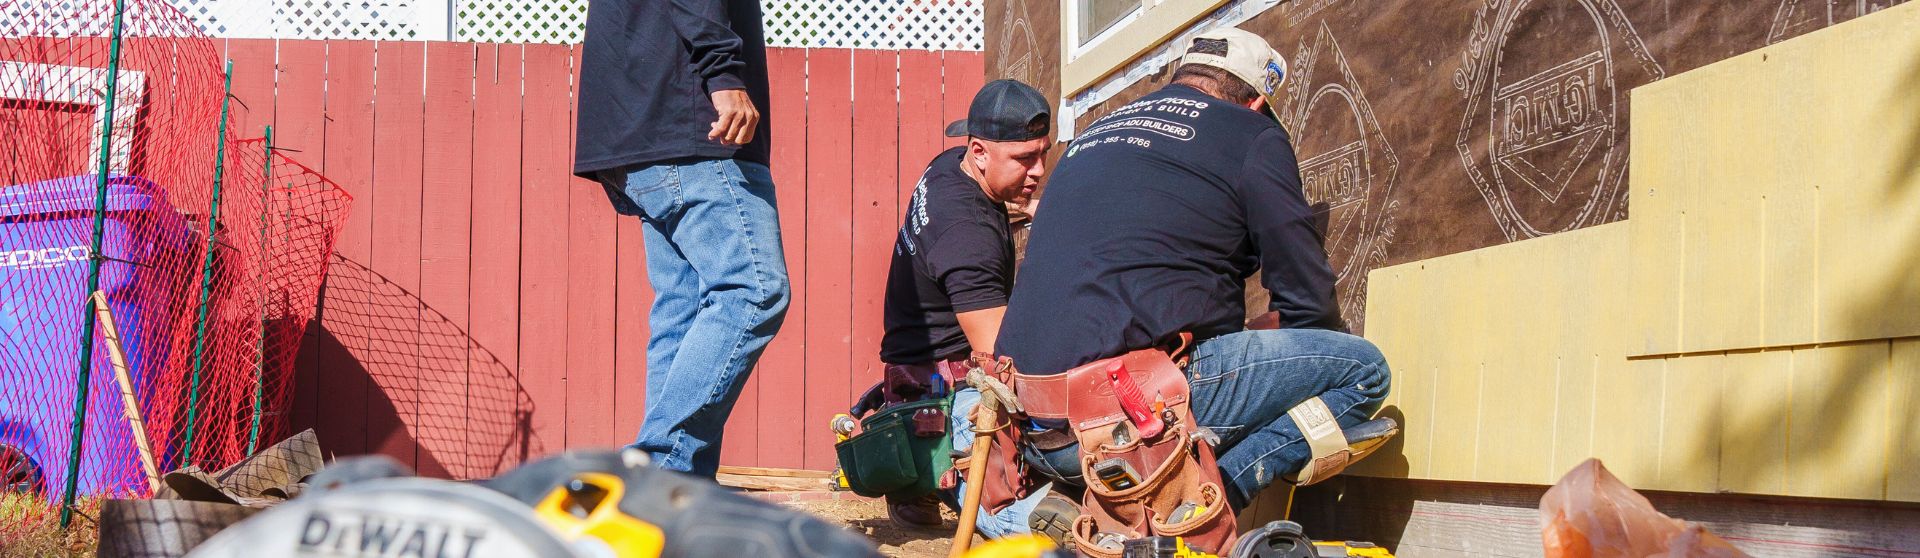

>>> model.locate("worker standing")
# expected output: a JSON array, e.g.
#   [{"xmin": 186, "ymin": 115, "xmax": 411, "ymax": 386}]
[{"xmin": 574, "ymin": 0, "xmax": 789, "ymax": 479}]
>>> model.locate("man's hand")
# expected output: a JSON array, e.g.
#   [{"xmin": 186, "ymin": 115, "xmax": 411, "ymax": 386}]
[{"xmin": 708, "ymin": 89, "xmax": 760, "ymax": 146}]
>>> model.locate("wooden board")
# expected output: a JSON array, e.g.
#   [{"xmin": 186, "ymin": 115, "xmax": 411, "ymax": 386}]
[
  {"xmin": 517, "ymin": 43, "xmax": 574, "ymax": 457},
  {"xmin": 416, "ymin": 41, "xmax": 476, "ymax": 479},
  {"xmin": 220, "ymin": 40, "xmax": 276, "ymax": 147},
  {"xmin": 611, "ymin": 212, "xmax": 650, "ymax": 452},
  {"xmin": 717, "ymin": 466, "xmax": 831, "ymax": 479},
  {"xmin": 715, "ymin": 473, "xmax": 833, "ymax": 492},
  {"xmin": 276, "ymin": 39, "xmax": 330, "ymax": 441},
  {"xmin": 270, "ymin": 41, "xmax": 329, "ymax": 158},
  {"xmin": 897, "ymin": 50, "xmax": 946, "ymax": 212},
  {"xmin": 563, "ymin": 43, "xmax": 619, "ymax": 451},
  {"xmin": 466, "ymin": 43, "xmax": 526, "ymax": 476},
  {"xmin": 217, "ymin": 39, "xmax": 279, "ymax": 457},
  {"xmin": 848, "ymin": 49, "xmax": 898, "ymax": 410},
  {"xmin": 366, "ymin": 40, "xmax": 426, "ymax": 470},
  {"xmin": 942, "ymin": 51, "xmax": 986, "ymax": 151},
  {"xmin": 801, "ymin": 49, "xmax": 856, "ymax": 472},
  {"xmin": 315, "ymin": 40, "xmax": 377, "ymax": 458},
  {"xmin": 755, "ymin": 47, "xmax": 809, "ymax": 469}
]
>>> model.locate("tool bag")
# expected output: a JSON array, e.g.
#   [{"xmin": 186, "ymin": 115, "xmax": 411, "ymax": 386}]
[
  {"xmin": 836, "ymin": 394, "xmax": 954, "ymax": 499},
  {"xmin": 956, "ymin": 353, "xmax": 1051, "ymax": 515},
  {"xmin": 1012, "ymin": 345, "xmax": 1238, "ymax": 557}
]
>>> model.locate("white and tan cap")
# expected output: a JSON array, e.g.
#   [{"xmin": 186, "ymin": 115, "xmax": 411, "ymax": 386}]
[{"xmin": 1178, "ymin": 27, "xmax": 1288, "ymax": 114}]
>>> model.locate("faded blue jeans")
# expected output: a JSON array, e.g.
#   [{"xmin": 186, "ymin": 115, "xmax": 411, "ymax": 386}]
[
  {"xmin": 599, "ymin": 158, "xmax": 791, "ymax": 478},
  {"xmin": 1185, "ymin": 328, "xmax": 1391, "ymax": 507}
]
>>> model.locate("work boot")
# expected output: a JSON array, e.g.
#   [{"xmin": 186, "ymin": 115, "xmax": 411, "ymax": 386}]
[
  {"xmin": 1027, "ymin": 492, "xmax": 1080, "ymax": 548},
  {"xmin": 888, "ymin": 495, "xmax": 945, "ymax": 528}
]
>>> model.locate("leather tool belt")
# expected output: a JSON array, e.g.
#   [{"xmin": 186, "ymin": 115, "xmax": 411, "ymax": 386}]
[{"xmin": 1007, "ymin": 338, "xmax": 1238, "ymax": 557}]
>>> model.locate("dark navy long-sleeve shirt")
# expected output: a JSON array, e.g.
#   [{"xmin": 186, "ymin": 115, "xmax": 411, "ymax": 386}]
[
  {"xmin": 997, "ymin": 84, "xmax": 1343, "ymax": 375},
  {"xmin": 574, "ymin": 0, "xmax": 771, "ymax": 180}
]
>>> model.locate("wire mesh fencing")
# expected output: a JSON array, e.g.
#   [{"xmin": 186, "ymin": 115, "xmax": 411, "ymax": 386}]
[{"xmin": 0, "ymin": 0, "xmax": 350, "ymax": 537}]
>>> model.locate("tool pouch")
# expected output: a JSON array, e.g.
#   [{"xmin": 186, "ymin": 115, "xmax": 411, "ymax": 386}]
[
  {"xmin": 958, "ymin": 353, "xmax": 1045, "ymax": 515},
  {"xmin": 835, "ymin": 397, "xmax": 953, "ymax": 499},
  {"xmin": 1013, "ymin": 347, "xmax": 1238, "ymax": 557}
]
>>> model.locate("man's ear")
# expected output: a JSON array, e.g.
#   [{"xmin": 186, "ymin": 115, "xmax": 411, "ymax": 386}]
[{"xmin": 1247, "ymin": 95, "xmax": 1268, "ymax": 113}]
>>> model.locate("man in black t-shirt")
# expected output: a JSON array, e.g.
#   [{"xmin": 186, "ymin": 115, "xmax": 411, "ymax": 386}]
[
  {"xmin": 998, "ymin": 28, "xmax": 1398, "ymax": 516},
  {"xmin": 870, "ymin": 80, "xmax": 1051, "ymax": 529}
]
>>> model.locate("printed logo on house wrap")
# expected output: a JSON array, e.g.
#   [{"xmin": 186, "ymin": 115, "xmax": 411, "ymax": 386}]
[
  {"xmin": 1768, "ymin": 0, "xmax": 1907, "ymax": 44},
  {"xmin": 1276, "ymin": 22, "xmax": 1399, "ymax": 333},
  {"xmin": 1454, "ymin": 0, "xmax": 1663, "ymax": 240}
]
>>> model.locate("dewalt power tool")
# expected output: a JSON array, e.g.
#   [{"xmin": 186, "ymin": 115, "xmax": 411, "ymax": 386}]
[
  {"xmin": 485, "ymin": 449, "xmax": 883, "ymax": 558},
  {"xmin": 188, "ymin": 450, "xmax": 882, "ymax": 558}
]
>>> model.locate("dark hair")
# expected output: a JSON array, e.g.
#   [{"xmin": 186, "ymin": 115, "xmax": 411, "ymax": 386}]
[
  {"xmin": 1170, "ymin": 63, "xmax": 1260, "ymax": 105},
  {"xmin": 1171, "ymin": 37, "xmax": 1259, "ymax": 103}
]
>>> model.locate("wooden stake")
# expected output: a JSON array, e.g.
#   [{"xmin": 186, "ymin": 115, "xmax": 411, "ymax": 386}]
[{"xmin": 90, "ymin": 291, "xmax": 159, "ymax": 493}]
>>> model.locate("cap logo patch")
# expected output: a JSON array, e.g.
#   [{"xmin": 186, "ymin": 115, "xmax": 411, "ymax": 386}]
[{"xmin": 1263, "ymin": 60, "xmax": 1285, "ymax": 95}]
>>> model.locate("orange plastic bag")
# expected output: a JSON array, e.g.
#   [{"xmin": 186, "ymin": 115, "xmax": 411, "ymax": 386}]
[{"xmin": 1540, "ymin": 459, "xmax": 1750, "ymax": 558}]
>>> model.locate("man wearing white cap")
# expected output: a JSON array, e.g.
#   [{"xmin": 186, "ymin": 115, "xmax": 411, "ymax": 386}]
[{"xmin": 998, "ymin": 26, "xmax": 1399, "ymax": 525}]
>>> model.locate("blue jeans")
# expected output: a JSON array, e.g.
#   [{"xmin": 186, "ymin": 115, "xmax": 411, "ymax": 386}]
[
  {"xmin": 1185, "ymin": 329, "xmax": 1391, "ymax": 507},
  {"xmin": 947, "ymin": 388, "xmax": 1053, "ymax": 539},
  {"xmin": 601, "ymin": 158, "xmax": 791, "ymax": 478}
]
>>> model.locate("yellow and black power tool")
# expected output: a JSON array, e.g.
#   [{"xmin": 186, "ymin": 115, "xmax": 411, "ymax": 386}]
[{"xmin": 488, "ymin": 449, "xmax": 885, "ymax": 558}]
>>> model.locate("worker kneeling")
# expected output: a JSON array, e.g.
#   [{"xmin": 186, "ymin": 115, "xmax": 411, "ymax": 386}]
[
  {"xmin": 835, "ymin": 78, "xmax": 1053, "ymax": 530},
  {"xmin": 989, "ymin": 27, "xmax": 1399, "ymax": 556}
]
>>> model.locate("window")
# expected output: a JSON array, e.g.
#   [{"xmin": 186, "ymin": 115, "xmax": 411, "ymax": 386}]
[
  {"xmin": 1076, "ymin": 0, "xmax": 1144, "ymax": 48},
  {"xmin": 1061, "ymin": 0, "xmax": 1229, "ymax": 97}
]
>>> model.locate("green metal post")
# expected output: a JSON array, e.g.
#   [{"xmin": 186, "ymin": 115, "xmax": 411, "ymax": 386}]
[
  {"xmin": 63, "ymin": 0, "xmax": 132, "ymax": 529},
  {"xmin": 181, "ymin": 59, "xmax": 235, "ymax": 468},
  {"xmin": 246, "ymin": 125, "xmax": 274, "ymax": 456}
]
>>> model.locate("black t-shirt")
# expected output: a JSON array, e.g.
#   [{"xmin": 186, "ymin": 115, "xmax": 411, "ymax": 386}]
[
  {"xmin": 574, "ymin": 0, "xmax": 772, "ymax": 180},
  {"xmin": 880, "ymin": 148, "xmax": 1015, "ymax": 364},
  {"xmin": 997, "ymin": 84, "xmax": 1343, "ymax": 375}
]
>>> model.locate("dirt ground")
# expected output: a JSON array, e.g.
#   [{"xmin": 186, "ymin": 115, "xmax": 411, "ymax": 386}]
[{"xmin": 783, "ymin": 498, "xmax": 962, "ymax": 558}]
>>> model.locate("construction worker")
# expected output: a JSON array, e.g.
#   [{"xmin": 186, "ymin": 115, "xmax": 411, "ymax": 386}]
[
  {"xmin": 996, "ymin": 26, "xmax": 1399, "ymax": 529},
  {"xmin": 574, "ymin": 0, "xmax": 789, "ymax": 478},
  {"xmin": 862, "ymin": 79, "xmax": 1052, "ymax": 529}
]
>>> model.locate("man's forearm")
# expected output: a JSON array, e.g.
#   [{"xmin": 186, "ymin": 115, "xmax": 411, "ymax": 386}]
[{"xmin": 955, "ymin": 306, "xmax": 1007, "ymax": 355}]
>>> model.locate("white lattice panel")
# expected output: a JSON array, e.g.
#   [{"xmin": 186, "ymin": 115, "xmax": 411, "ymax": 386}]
[
  {"xmin": 40, "ymin": 0, "xmax": 983, "ymax": 49},
  {"xmin": 170, "ymin": 0, "xmax": 277, "ymax": 37},
  {"xmin": 765, "ymin": 0, "xmax": 982, "ymax": 50},
  {"xmin": 151, "ymin": 0, "xmax": 447, "ymax": 40},
  {"xmin": 453, "ymin": 0, "xmax": 586, "ymax": 44},
  {"xmin": 274, "ymin": 0, "xmax": 440, "ymax": 40}
]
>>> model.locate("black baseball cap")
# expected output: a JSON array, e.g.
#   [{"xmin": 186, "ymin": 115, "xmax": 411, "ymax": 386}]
[{"xmin": 944, "ymin": 79, "xmax": 1051, "ymax": 141}]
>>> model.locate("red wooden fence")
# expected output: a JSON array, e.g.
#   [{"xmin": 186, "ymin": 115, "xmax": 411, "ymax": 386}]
[{"xmin": 217, "ymin": 39, "xmax": 985, "ymax": 475}]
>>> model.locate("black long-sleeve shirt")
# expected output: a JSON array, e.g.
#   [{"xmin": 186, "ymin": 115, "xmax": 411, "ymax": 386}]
[
  {"xmin": 997, "ymin": 84, "xmax": 1343, "ymax": 375},
  {"xmin": 575, "ymin": 0, "xmax": 771, "ymax": 181}
]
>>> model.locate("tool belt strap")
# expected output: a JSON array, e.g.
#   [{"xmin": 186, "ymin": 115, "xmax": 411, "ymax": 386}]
[{"xmin": 1011, "ymin": 335, "xmax": 1192, "ymax": 425}]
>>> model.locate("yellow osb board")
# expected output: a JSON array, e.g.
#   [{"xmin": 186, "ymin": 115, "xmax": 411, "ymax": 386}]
[{"xmin": 1359, "ymin": 2, "xmax": 1920, "ymax": 502}]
